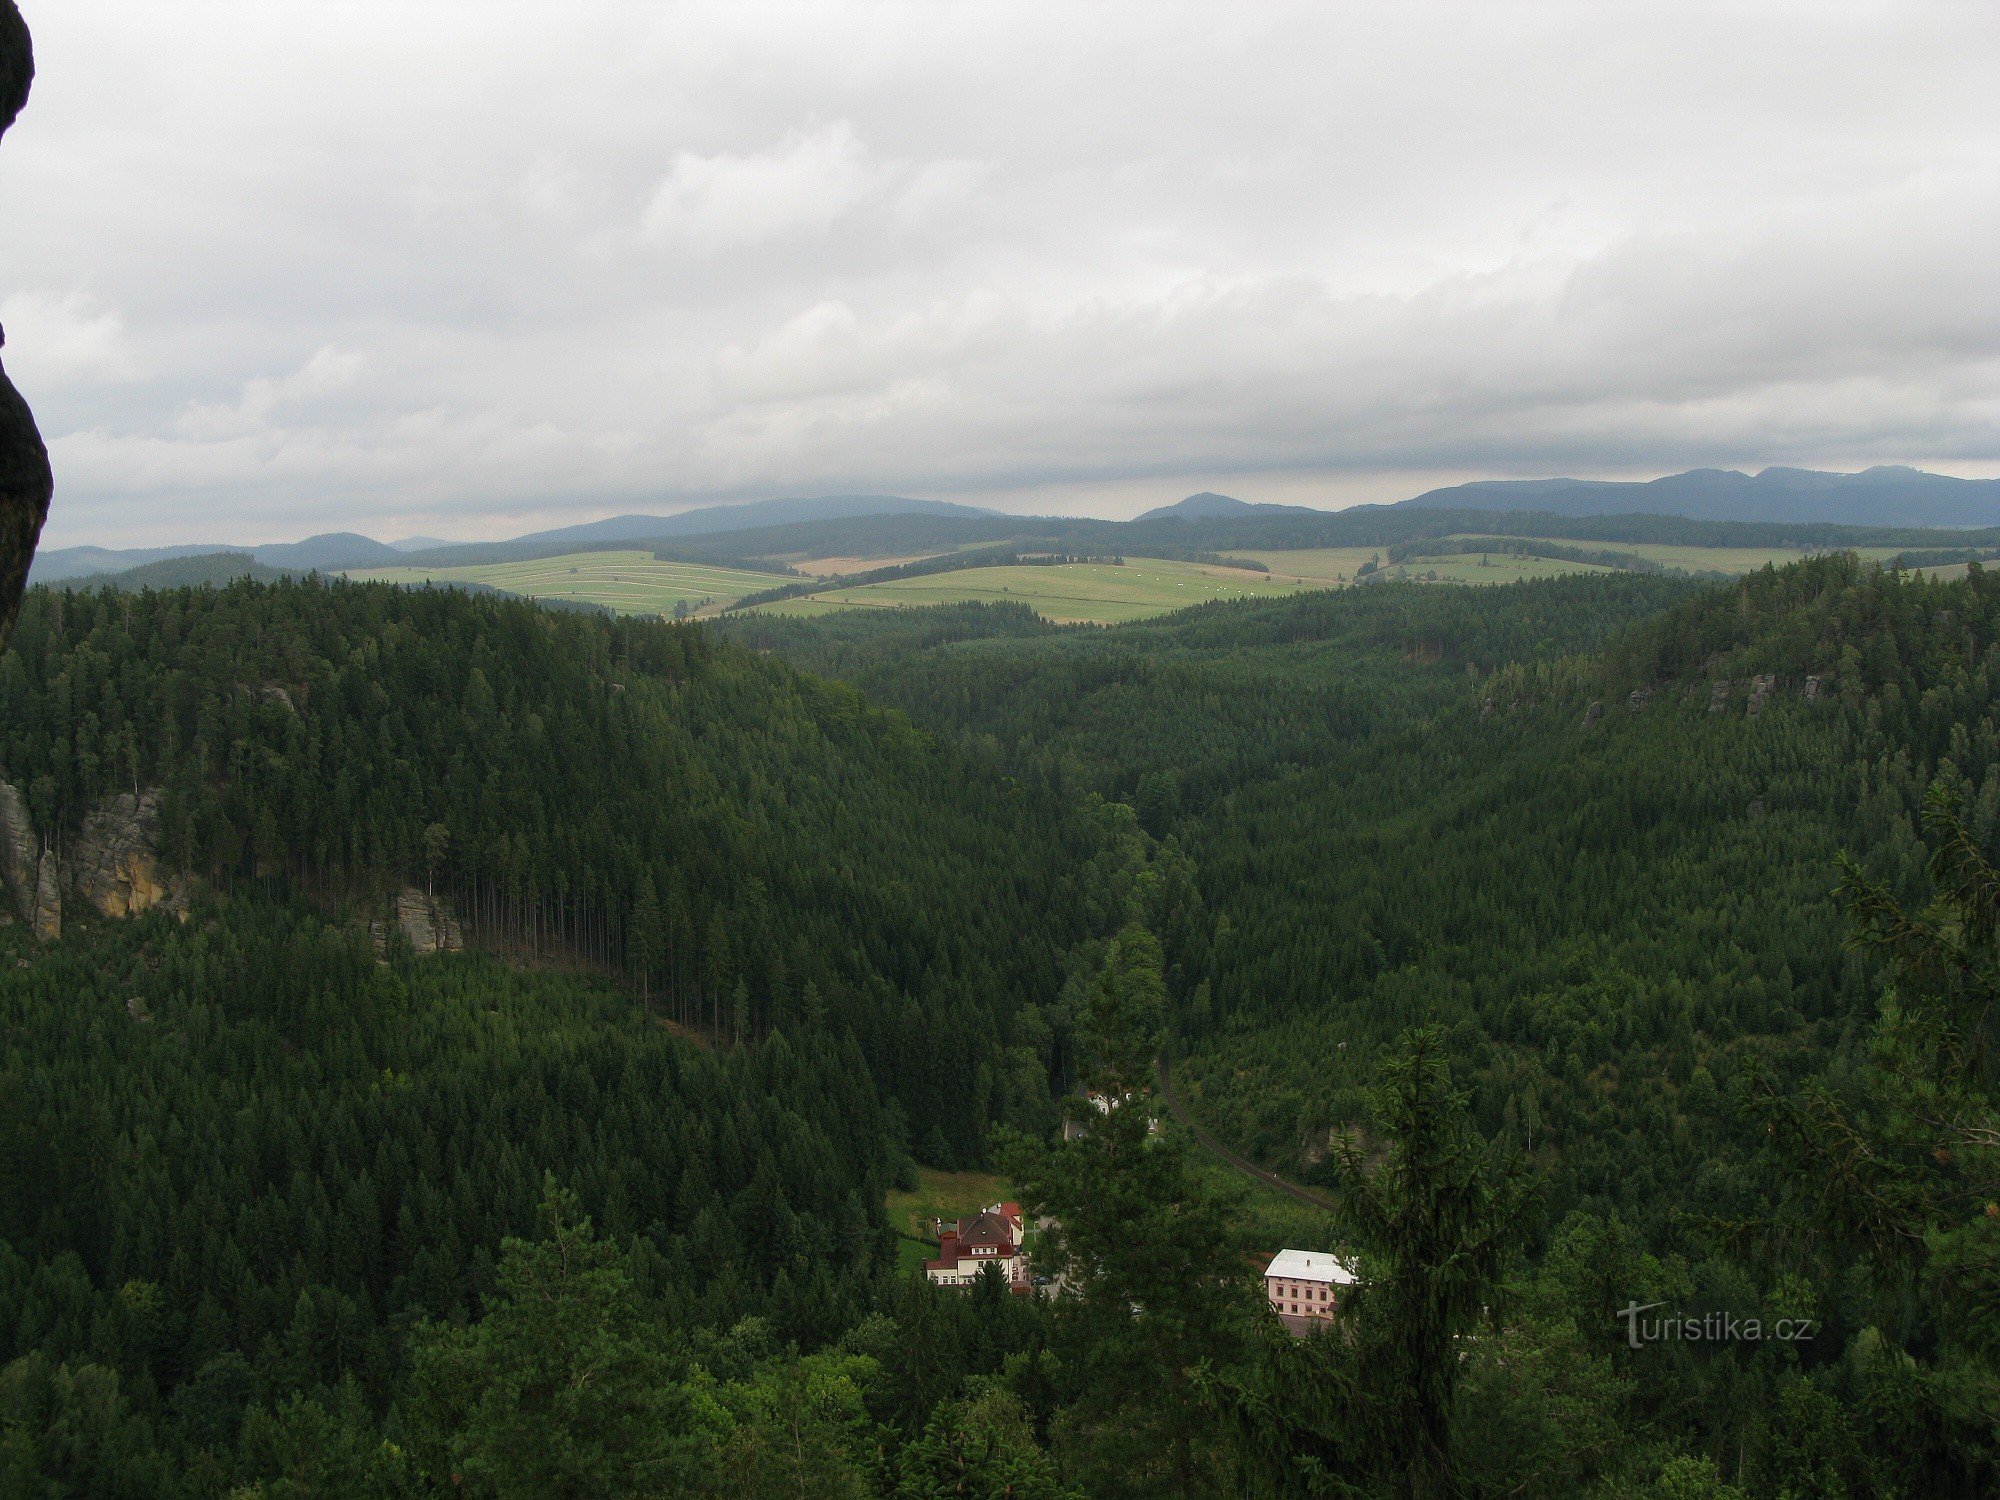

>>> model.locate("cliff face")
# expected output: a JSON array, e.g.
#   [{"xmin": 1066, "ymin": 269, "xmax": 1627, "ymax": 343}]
[
  {"xmin": 0, "ymin": 776, "xmax": 36, "ymax": 922},
  {"xmin": 0, "ymin": 2, "xmax": 51, "ymax": 653},
  {"xmin": 372, "ymin": 888, "xmax": 466, "ymax": 958},
  {"xmin": 31, "ymin": 846, "xmax": 57, "ymax": 941},
  {"xmin": 0, "ymin": 777, "xmax": 189, "ymax": 940},
  {"xmin": 72, "ymin": 790, "xmax": 185, "ymax": 919}
]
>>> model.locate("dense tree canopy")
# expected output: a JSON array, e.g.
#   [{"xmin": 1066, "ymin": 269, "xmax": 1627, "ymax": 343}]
[{"xmin": 4, "ymin": 560, "xmax": 2000, "ymax": 1493}]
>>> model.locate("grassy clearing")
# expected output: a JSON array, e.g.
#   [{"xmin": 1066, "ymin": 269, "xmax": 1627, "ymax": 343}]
[
  {"xmin": 1439, "ymin": 537, "xmax": 1918, "ymax": 575},
  {"xmin": 781, "ymin": 554, "xmax": 940, "ymax": 575},
  {"xmin": 1227, "ymin": 547, "xmax": 1611, "ymax": 586},
  {"xmin": 1221, "ymin": 547, "xmax": 1381, "ymax": 586},
  {"xmin": 885, "ymin": 1168, "xmax": 1014, "ymax": 1274},
  {"xmin": 1395, "ymin": 553, "xmax": 1616, "ymax": 582},
  {"xmin": 1234, "ymin": 540, "xmax": 1933, "ymax": 589},
  {"xmin": 347, "ymin": 550, "xmax": 785, "ymax": 617},
  {"xmin": 758, "ymin": 558, "xmax": 1316, "ymax": 624}
]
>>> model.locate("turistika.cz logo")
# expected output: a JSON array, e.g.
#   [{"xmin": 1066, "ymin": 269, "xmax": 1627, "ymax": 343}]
[{"xmin": 1616, "ymin": 1301, "xmax": 1816, "ymax": 1350}]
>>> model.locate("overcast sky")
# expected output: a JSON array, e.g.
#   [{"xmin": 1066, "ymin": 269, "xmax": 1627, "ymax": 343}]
[{"xmin": 2, "ymin": 1, "xmax": 1996, "ymax": 547}]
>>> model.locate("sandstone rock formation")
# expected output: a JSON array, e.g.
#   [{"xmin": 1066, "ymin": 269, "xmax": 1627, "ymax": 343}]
[
  {"xmin": 0, "ymin": 778, "xmax": 189, "ymax": 939},
  {"xmin": 0, "ymin": 776, "xmax": 36, "ymax": 922},
  {"xmin": 372, "ymin": 887, "xmax": 466, "ymax": 958},
  {"xmin": 0, "ymin": 2, "xmax": 52, "ymax": 654},
  {"xmin": 31, "ymin": 846, "xmax": 57, "ymax": 942},
  {"xmin": 72, "ymin": 790, "xmax": 185, "ymax": 919}
]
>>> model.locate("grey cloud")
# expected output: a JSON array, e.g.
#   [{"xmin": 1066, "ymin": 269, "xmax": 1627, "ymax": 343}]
[{"xmin": 1, "ymin": 0, "xmax": 1994, "ymax": 546}]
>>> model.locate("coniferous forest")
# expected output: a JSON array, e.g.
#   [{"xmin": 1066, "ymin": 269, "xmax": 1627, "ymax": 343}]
[{"xmin": 2, "ymin": 560, "xmax": 1999, "ymax": 1496}]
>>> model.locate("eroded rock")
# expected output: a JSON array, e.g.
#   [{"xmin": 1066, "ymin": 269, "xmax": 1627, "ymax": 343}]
[
  {"xmin": 372, "ymin": 887, "xmax": 465, "ymax": 957},
  {"xmin": 0, "ymin": 776, "xmax": 36, "ymax": 922},
  {"xmin": 72, "ymin": 790, "xmax": 186, "ymax": 919},
  {"xmin": 31, "ymin": 847, "xmax": 58, "ymax": 942}
]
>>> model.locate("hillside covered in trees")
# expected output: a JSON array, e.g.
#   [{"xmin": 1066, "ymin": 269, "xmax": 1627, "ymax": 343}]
[{"xmin": 2, "ymin": 562, "xmax": 1997, "ymax": 1495}]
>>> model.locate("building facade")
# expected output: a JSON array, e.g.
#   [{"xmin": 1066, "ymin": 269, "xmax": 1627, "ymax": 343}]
[
  {"xmin": 924, "ymin": 1202, "xmax": 1029, "ymax": 1291},
  {"xmin": 1264, "ymin": 1248, "xmax": 1357, "ymax": 1334}
]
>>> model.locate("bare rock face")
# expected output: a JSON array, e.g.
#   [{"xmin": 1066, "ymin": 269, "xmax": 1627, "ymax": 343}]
[
  {"xmin": 0, "ymin": 776, "xmax": 36, "ymax": 922},
  {"xmin": 1581, "ymin": 700, "xmax": 1603, "ymax": 727},
  {"xmin": 0, "ymin": 3, "xmax": 52, "ymax": 654},
  {"xmin": 1746, "ymin": 673, "xmax": 1777, "ymax": 718},
  {"xmin": 1627, "ymin": 687, "xmax": 1653, "ymax": 711},
  {"xmin": 31, "ymin": 846, "xmax": 57, "ymax": 942},
  {"xmin": 373, "ymin": 887, "xmax": 465, "ymax": 957},
  {"xmin": 72, "ymin": 790, "xmax": 185, "ymax": 918},
  {"xmin": 1707, "ymin": 680, "xmax": 1733, "ymax": 714}
]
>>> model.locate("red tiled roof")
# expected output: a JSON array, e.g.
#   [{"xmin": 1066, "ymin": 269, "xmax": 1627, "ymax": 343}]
[{"xmin": 953, "ymin": 1210, "xmax": 1017, "ymax": 1252}]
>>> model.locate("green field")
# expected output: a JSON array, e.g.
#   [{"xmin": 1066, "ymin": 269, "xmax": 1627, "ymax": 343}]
[
  {"xmin": 1392, "ymin": 553, "xmax": 1616, "ymax": 582},
  {"xmin": 1223, "ymin": 547, "xmax": 1379, "ymax": 587},
  {"xmin": 1227, "ymin": 546, "xmax": 1612, "ymax": 586},
  {"xmin": 885, "ymin": 1168, "xmax": 1015, "ymax": 1274},
  {"xmin": 1512, "ymin": 538, "xmax": 1920, "ymax": 574},
  {"xmin": 1233, "ymin": 538, "xmax": 1932, "ymax": 587},
  {"xmin": 759, "ymin": 558, "xmax": 1313, "ymax": 624},
  {"xmin": 346, "ymin": 550, "xmax": 786, "ymax": 617}
]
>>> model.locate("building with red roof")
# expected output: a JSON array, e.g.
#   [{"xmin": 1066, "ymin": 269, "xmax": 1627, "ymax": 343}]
[{"xmin": 925, "ymin": 1201, "xmax": 1030, "ymax": 1291}]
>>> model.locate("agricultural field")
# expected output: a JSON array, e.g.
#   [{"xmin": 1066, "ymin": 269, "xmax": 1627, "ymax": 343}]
[
  {"xmin": 1391, "ymin": 553, "xmax": 1616, "ymax": 582},
  {"xmin": 1226, "ymin": 545, "xmax": 1611, "ymax": 586},
  {"xmin": 758, "ymin": 557, "xmax": 1312, "ymax": 624},
  {"xmin": 1512, "ymin": 538, "xmax": 1916, "ymax": 574},
  {"xmin": 1233, "ymin": 538, "xmax": 1935, "ymax": 586},
  {"xmin": 346, "ymin": 550, "xmax": 787, "ymax": 617},
  {"xmin": 885, "ymin": 1168, "xmax": 1016, "ymax": 1274},
  {"xmin": 1221, "ymin": 547, "xmax": 1384, "ymax": 586}
]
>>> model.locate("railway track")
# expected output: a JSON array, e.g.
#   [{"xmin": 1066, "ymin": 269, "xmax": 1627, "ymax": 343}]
[{"xmin": 1154, "ymin": 1055, "xmax": 1337, "ymax": 1213}]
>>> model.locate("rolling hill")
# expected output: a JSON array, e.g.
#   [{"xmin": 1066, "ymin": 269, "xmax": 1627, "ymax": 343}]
[{"xmin": 1401, "ymin": 464, "xmax": 2000, "ymax": 526}]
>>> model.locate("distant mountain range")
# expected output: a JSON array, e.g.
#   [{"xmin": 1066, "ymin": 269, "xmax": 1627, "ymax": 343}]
[
  {"xmin": 1134, "ymin": 492, "xmax": 1326, "ymax": 522},
  {"xmin": 29, "ymin": 469, "xmax": 2000, "ymax": 586},
  {"xmin": 1400, "ymin": 466, "xmax": 2000, "ymax": 527},
  {"xmin": 29, "ymin": 495, "xmax": 992, "ymax": 583}
]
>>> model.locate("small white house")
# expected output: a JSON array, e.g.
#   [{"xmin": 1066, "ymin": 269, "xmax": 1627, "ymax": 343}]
[{"xmin": 1264, "ymin": 1248, "xmax": 1357, "ymax": 1333}]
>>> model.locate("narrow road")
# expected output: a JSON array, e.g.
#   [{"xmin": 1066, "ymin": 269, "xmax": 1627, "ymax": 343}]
[{"xmin": 1154, "ymin": 1055, "xmax": 1337, "ymax": 1213}]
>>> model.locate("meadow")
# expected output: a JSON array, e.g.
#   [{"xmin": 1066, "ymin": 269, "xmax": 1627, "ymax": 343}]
[
  {"xmin": 1519, "ymin": 538, "xmax": 1917, "ymax": 574},
  {"xmin": 885, "ymin": 1168, "xmax": 1016, "ymax": 1274},
  {"xmin": 346, "ymin": 550, "xmax": 785, "ymax": 616},
  {"xmin": 758, "ymin": 557, "xmax": 1311, "ymax": 624},
  {"xmin": 1226, "ymin": 545, "xmax": 1614, "ymax": 586}
]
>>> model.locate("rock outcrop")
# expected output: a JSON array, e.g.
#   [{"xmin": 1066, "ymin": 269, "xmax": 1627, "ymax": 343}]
[
  {"xmin": 0, "ymin": 2, "xmax": 52, "ymax": 653},
  {"xmin": 373, "ymin": 887, "xmax": 465, "ymax": 958},
  {"xmin": 0, "ymin": 776, "xmax": 36, "ymax": 922},
  {"xmin": 31, "ymin": 847, "xmax": 57, "ymax": 942},
  {"xmin": 72, "ymin": 790, "xmax": 185, "ymax": 919},
  {"xmin": 0, "ymin": 779, "xmax": 188, "ymax": 940}
]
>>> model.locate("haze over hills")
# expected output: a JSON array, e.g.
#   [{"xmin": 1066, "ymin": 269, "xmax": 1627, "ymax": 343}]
[
  {"xmin": 1401, "ymin": 465, "xmax": 2000, "ymax": 527},
  {"xmin": 29, "ymin": 493, "xmax": 997, "ymax": 582},
  {"xmin": 494, "ymin": 493, "xmax": 995, "ymax": 551},
  {"xmin": 29, "ymin": 467, "xmax": 2000, "ymax": 588},
  {"xmin": 1134, "ymin": 492, "xmax": 1326, "ymax": 522}
]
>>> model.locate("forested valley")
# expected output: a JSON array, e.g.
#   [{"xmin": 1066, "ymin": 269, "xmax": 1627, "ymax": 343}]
[{"xmin": 2, "ymin": 562, "xmax": 1997, "ymax": 1495}]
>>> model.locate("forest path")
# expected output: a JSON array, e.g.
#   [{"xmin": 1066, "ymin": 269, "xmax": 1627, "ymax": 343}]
[{"xmin": 1154, "ymin": 1054, "xmax": 1337, "ymax": 1213}]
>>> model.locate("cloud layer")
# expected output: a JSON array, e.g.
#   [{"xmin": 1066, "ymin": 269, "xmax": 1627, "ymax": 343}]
[{"xmin": 1, "ymin": 1, "xmax": 1995, "ymax": 545}]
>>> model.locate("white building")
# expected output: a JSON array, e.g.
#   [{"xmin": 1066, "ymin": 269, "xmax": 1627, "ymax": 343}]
[
  {"xmin": 924, "ymin": 1203, "xmax": 1030, "ymax": 1292},
  {"xmin": 1264, "ymin": 1248, "xmax": 1357, "ymax": 1333}
]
